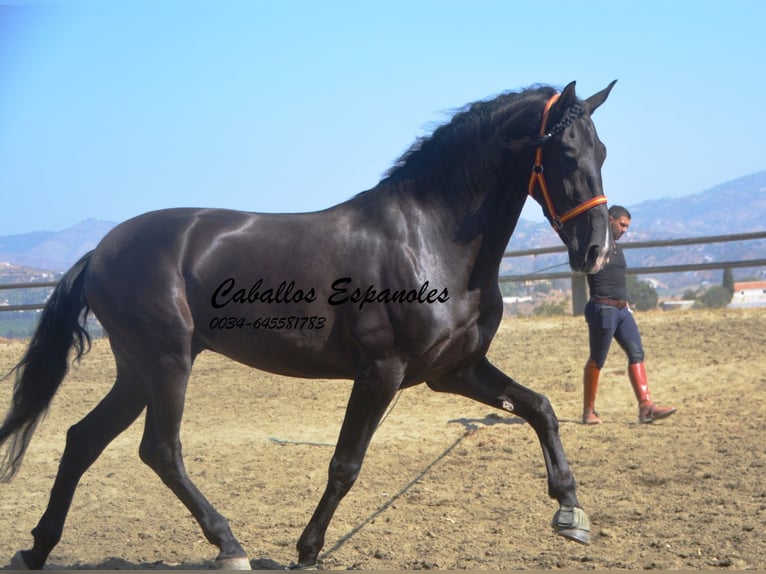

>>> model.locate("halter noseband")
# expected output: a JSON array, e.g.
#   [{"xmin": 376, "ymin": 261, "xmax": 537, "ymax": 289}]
[{"xmin": 528, "ymin": 93, "xmax": 608, "ymax": 230}]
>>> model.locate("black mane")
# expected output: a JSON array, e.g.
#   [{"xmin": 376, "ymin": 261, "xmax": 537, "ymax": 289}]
[{"xmin": 381, "ymin": 85, "xmax": 558, "ymax": 186}]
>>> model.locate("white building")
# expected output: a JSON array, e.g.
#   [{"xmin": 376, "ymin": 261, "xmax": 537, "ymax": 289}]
[{"xmin": 730, "ymin": 281, "xmax": 766, "ymax": 307}]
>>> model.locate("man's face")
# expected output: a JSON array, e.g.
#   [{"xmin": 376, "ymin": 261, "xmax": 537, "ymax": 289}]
[{"xmin": 610, "ymin": 215, "xmax": 631, "ymax": 241}]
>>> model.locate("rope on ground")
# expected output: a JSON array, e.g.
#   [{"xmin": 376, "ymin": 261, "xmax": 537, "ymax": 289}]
[
  {"xmin": 319, "ymin": 427, "xmax": 475, "ymax": 563},
  {"xmin": 268, "ymin": 437, "xmax": 334, "ymax": 447}
]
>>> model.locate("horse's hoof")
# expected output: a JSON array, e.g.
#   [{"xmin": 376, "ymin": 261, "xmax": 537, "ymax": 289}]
[
  {"xmin": 289, "ymin": 561, "xmax": 319, "ymax": 570},
  {"xmin": 10, "ymin": 550, "xmax": 31, "ymax": 570},
  {"xmin": 214, "ymin": 555, "xmax": 252, "ymax": 570},
  {"xmin": 556, "ymin": 527, "xmax": 591, "ymax": 545},
  {"xmin": 551, "ymin": 504, "xmax": 591, "ymax": 545}
]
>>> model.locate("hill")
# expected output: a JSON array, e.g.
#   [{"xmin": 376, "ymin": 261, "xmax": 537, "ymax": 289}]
[
  {"xmin": 0, "ymin": 218, "xmax": 117, "ymax": 272},
  {"xmin": 1, "ymin": 170, "xmax": 765, "ymax": 281},
  {"xmin": 625, "ymin": 170, "xmax": 766, "ymax": 238},
  {"xmin": 508, "ymin": 170, "xmax": 766, "ymax": 248},
  {"xmin": 0, "ymin": 172, "xmax": 764, "ymax": 336},
  {"xmin": 505, "ymin": 170, "xmax": 766, "ymax": 289}
]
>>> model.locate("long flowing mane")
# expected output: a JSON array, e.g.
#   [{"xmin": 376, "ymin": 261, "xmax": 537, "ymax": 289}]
[{"xmin": 381, "ymin": 85, "xmax": 557, "ymax": 188}]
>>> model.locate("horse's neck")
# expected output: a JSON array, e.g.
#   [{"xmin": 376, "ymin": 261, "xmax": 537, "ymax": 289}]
[
  {"xmin": 461, "ymin": 182, "xmax": 528, "ymax": 288},
  {"xmin": 360, "ymin": 176, "xmax": 528, "ymax": 286}
]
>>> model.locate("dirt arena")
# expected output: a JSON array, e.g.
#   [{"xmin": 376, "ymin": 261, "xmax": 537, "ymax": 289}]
[{"xmin": 1, "ymin": 308, "xmax": 764, "ymax": 570}]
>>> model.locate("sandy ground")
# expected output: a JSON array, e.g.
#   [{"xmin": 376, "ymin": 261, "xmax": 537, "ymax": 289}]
[{"xmin": 0, "ymin": 308, "xmax": 764, "ymax": 570}]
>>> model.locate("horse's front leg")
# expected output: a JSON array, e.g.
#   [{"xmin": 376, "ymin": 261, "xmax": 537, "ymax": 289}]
[
  {"xmin": 295, "ymin": 360, "xmax": 403, "ymax": 568},
  {"xmin": 427, "ymin": 357, "xmax": 590, "ymax": 545}
]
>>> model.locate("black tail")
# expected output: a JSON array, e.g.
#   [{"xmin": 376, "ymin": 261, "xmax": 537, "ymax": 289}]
[{"xmin": 0, "ymin": 251, "xmax": 93, "ymax": 482}]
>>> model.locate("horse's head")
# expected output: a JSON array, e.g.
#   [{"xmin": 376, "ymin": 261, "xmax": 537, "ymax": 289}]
[{"xmin": 527, "ymin": 80, "xmax": 616, "ymax": 274}]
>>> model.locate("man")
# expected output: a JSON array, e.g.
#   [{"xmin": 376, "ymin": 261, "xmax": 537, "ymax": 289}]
[{"xmin": 582, "ymin": 205, "xmax": 677, "ymax": 424}]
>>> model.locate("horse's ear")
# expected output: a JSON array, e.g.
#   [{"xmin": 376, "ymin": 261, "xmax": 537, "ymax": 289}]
[
  {"xmin": 584, "ymin": 80, "xmax": 617, "ymax": 114},
  {"xmin": 557, "ymin": 81, "xmax": 578, "ymax": 110},
  {"xmin": 545, "ymin": 81, "xmax": 578, "ymax": 125}
]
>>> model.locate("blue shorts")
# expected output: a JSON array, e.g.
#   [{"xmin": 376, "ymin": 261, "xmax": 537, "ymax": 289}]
[{"xmin": 584, "ymin": 300, "xmax": 644, "ymax": 368}]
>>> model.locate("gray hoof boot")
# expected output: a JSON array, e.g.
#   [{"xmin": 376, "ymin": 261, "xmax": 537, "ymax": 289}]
[{"xmin": 551, "ymin": 504, "xmax": 591, "ymax": 545}]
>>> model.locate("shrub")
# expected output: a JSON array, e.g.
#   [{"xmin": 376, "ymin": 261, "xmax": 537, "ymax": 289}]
[
  {"xmin": 627, "ymin": 276, "xmax": 658, "ymax": 311},
  {"xmin": 696, "ymin": 285, "xmax": 733, "ymax": 308},
  {"xmin": 682, "ymin": 289, "xmax": 699, "ymax": 301},
  {"xmin": 533, "ymin": 300, "xmax": 568, "ymax": 316}
]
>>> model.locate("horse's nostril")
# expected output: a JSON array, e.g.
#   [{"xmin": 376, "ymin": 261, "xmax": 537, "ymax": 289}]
[
  {"xmin": 587, "ymin": 245, "xmax": 601, "ymax": 266},
  {"xmin": 583, "ymin": 243, "xmax": 609, "ymax": 273}
]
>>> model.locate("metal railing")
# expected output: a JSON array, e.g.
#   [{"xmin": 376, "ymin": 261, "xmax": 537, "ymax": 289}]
[
  {"xmin": 0, "ymin": 280, "xmax": 59, "ymax": 312},
  {"xmin": 500, "ymin": 230, "xmax": 766, "ymax": 315},
  {"xmin": 2, "ymin": 231, "xmax": 765, "ymax": 315}
]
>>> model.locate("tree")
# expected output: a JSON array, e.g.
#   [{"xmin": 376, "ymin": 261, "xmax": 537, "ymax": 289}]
[
  {"xmin": 627, "ymin": 275, "xmax": 658, "ymax": 311},
  {"xmin": 697, "ymin": 286, "xmax": 732, "ymax": 308},
  {"xmin": 499, "ymin": 282, "xmax": 523, "ymax": 297},
  {"xmin": 722, "ymin": 267, "xmax": 735, "ymax": 301},
  {"xmin": 682, "ymin": 288, "xmax": 699, "ymax": 301}
]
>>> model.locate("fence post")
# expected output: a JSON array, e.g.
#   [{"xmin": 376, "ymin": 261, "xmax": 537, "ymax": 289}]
[{"xmin": 571, "ymin": 274, "xmax": 588, "ymax": 316}]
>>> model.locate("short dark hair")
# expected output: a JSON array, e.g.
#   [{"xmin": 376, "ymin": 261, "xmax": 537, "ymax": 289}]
[{"xmin": 608, "ymin": 205, "xmax": 631, "ymax": 220}]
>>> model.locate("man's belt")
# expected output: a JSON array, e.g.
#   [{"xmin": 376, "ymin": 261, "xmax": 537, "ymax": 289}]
[{"xmin": 591, "ymin": 297, "xmax": 629, "ymax": 309}]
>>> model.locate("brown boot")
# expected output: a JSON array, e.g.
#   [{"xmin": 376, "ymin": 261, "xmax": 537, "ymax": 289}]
[
  {"xmin": 628, "ymin": 362, "xmax": 677, "ymax": 423},
  {"xmin": 582, "ymin": 358, "xmax": 602, "ymax": 425}
]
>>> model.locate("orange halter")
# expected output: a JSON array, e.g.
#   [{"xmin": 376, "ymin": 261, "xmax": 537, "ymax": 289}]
[{"xmin": 528, "ymin": 93, "xmax": 608, "ymax": 230}]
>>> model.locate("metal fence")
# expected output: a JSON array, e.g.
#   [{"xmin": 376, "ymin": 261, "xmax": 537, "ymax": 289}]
[
  {"xmin": 499, "ymin": 230, "xmax": 766, "ymax": 315},
  {"xmin": 0, "ymin": 280, "xmax": 59, "ymax": 312},
  {"xmin": 2, "ymin": 231, "xmax": 765, "ymax": 315}
]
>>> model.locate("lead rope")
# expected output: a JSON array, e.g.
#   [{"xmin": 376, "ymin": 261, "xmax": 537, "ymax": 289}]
[{"xmin": 377, "ymin": 388, "xmax": 402, "ymax": 430}]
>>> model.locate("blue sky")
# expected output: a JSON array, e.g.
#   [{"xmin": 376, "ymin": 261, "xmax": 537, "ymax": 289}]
[{"xmin": 1, "ymin": 0, "xmax": 764, "ymax": 235}]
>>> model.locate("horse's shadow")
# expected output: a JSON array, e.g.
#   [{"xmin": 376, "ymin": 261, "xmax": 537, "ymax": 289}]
[
  {"xmin": 3, "ymin": 557, "xmax": 288, "ymax": 570},
  {"xmin": 448, "ymin": 412, "xmax": 526, "ymax": 431},
  {"xmin": 4, "ymin": 415, "xmax": 525, "ymax": 572}
]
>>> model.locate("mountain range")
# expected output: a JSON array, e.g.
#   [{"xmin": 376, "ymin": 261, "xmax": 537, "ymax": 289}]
[
  {"xmin": 0, "ymin": 219, "xmax": 117, "ymax": 272},
  {"xmin": 2, "ymin": 171, "xmax": 766, "ymax": 282},
  {"xmin": 504, "ymin": 170, "xmax": 766, "ymax": 287},
  {"xmin": 507, "ymin": 169, "xmax": 766, "ymax": 249}
]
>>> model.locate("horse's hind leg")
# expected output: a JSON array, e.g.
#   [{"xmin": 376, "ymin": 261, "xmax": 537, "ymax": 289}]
[
  {"xmin": 137, "ymin": 355, "xmax": 250, "ymax": 570},
  {"xmin": 427, "ymin": 357, "xmax": 590, "ymax": 545},
  {"xmin": 13, "ymin": 358, "xmax": 147, "ymax": 570}
]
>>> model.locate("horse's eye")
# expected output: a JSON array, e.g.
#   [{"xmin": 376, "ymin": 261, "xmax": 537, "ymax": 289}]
[{"xmin": 562, "ymin": 154, "xmax": 578, "ymax": 174}]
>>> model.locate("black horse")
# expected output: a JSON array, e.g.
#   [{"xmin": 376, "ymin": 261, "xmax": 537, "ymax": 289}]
[{"xmin": 1, "ymin": 80, "xmax": 615, "ymax": 570}]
